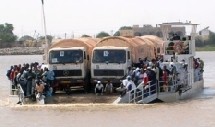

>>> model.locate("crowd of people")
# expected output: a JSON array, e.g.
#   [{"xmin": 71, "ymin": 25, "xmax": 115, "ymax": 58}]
[
  {"xmin": 6, "ymin": 56, "xmax": 204, "ymax": 103},
  {"xmin": 6, "ymin": 62, "xmax": 55, "ymax": 104},
  {"xmin": 112, "ymin": 56, "xmax": 205, "ymax": 97}
]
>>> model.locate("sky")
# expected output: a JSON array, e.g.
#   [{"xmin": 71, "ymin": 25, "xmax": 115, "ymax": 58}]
[{"xmin": 0, "ymin": 0, "xmax": 214, "ymax": 38}]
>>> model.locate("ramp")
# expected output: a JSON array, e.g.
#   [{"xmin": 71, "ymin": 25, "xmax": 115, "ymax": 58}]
[{"xmin": 137, "ymin": 94, "xmax": 157, "ymax": 104}]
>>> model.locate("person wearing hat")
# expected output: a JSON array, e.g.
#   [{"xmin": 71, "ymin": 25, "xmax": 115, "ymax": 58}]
[
  {"xmin": 95, "ymin": 81, "xmax": 104, "ymax": 95},
  {"xmin": 133, "ymin": 67, "xmax": 141, "ymax": 85}
]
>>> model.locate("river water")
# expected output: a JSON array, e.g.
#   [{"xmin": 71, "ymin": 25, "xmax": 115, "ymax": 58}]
[{"xmin": 0, "ymin": 52, "xmax": 215, "ymax": 127}]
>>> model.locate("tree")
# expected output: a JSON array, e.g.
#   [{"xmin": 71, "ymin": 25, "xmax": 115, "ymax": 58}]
[
  {"xmin": 134, "ymin": 32, "xmax": 142, "ymax": 36},
  {"xmin": 141, "ymin": 32, "xmax": 148, "ymax": 36},
  {"xmin": 19, "ymin": 35, "xmax": 35, "ymax": 42},
  {"xmin": 81, "ymin": 34, "xmax": 91, "ymax": 37},
  {"xmin": 195, "ymin": 36, "xmax": 204, "ymax": 47},
  {"xmin": 119, "ymin": 26, "xmax": 132, "ymax": 30},
  {"xmin": 38, "ymin": 35, "xmax": 53, "ymax": 43},
  {"xmin": 206, "ymin": 31, "xmax": 215, "ymax": 45},
  {"xmin": 113, "ymin": 26, "xmax": 133, "ymax": 36},
  {"xmin": 149, "ymin": 31, "xmax": 155, "ymax": 35},
  {"xmin": 156, "ymin": 31, "xmax": 163, "ymax": 37},
  {"xmin": 195, "ymin": 31, "xmax": 215, "ymax": 47},
  {"xmin": 96, "ymin": 31, "xmax": 110, "ymax": 38},
  {"xmin": 0, "ymin": 23, "xmax": 17, "ymax": 43},
  {"xmin": 113, "ymin": 31, "xmax": 120, "ymax": 36}
]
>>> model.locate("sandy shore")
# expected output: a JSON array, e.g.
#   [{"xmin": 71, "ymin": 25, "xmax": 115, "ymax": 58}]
[{"xmin": 0, "ymin": 47, "xmax": 44, "ymax": 55}]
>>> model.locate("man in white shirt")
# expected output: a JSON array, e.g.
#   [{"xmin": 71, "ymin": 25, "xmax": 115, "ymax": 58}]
[
  {"xmin": 95, "ymin": 81, "xmax": 104, "ymax": 95},
  {"xmin": 126, "ymin": 79, "xmax": 136, "ymax": 92},
  {"xmin": 117, "ymin": 76, "xmax": 136, "ymax": 96}
]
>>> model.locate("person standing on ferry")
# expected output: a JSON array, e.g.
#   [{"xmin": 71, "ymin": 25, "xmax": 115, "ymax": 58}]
[
  {"xmin": 162, "ymin": 65, "xmax": 170, "ymax": 92},
  {"xmin": 46, "ymin": 68, "xmax": 55, "ymax": 87},
  {"xmin": 126, "ymin": 66, "xmax": 133, "ymax": 77},
  {"xmin": 25, "ymin": 69, "xmax": 35, "ymax": 97}
]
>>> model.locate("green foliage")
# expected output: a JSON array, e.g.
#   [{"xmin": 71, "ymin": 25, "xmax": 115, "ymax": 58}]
[
  {"xmin": 113, "ymin": 31, "xmax": 120, "ymax": 36},
  {"xmin": 134, "ymin": 32, "xmax": 141, "ymax": 36},
  {"xmin": 119, "ymin": 26, "xmax": 132, "ymax": 30},
  {"xmin": 195, "ymin": 36, "xmax": 204, "ymax": 47},
  {"xmin": 112, "ymin": 26, "xmax": 133, "ymax": 36},
  {"xmin": 38, "ymin": 35, "xmax": 53, "ymax": 43},
  {"xmin": 0, "ymin": 23, "xmax": 17, "ymax": 43},
  {"xmin": 196, "ymin": 31, "xmax": 215, "ymax": 49},
  {"xmin": 96, "ymin": 31, "xmax": 110, "ymax": 38},
  {"xmin": 81, "ymin": 34, "xmax": 91, "ymax": 37},
  {"xmin": 19, "ymin": 35, "xmax": 34, "ymax": 41},
  {"xmin": 206, "ymin": 31, "xmax": 215, "ymax": 45}
]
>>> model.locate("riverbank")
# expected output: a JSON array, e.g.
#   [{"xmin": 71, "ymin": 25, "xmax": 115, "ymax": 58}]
[
  {"xmin": 0, "ymin": 47, "xmax": 44, "ymax": 55},
  {"xmin": 196, "ymin": 45, "xmax": 215, "ymax": 51}
]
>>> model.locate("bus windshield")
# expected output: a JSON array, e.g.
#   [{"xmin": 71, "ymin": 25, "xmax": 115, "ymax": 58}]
[
  {"xmin": 92, "ymin": 49, "xmax": 126, "ymax": 63},
  {"xmin": 49, "ymin": 50, "xmax": 83, "ymax": 64}
]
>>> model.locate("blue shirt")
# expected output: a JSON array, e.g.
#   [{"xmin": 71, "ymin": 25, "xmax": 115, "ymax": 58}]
[{"xmin": 46, "ymin": 70, "xmax": 55, "ymax": 81}]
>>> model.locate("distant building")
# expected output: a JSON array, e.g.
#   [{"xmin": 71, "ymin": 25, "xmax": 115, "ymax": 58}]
[
  {"xmin": 119, "ymin": 23, "xmax": 186, "ymax": 37},
  {"xmin": 119, "ymin": 29, "xmax": 134, "ymax": 37},
  {"xmin": 199, "ymin": 26, "xmax": 210, "ymax": 40}
]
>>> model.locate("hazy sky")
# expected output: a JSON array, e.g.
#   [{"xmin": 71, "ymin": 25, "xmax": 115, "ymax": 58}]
[{"xmin": 0, "ymin": 0, "xmax": 214, "ymax": 38}]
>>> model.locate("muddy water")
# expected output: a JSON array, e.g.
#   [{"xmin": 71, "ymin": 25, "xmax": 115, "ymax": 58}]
[{"xmin": 0, "ymin": 52, "xmax": 215, "ymax": 127}]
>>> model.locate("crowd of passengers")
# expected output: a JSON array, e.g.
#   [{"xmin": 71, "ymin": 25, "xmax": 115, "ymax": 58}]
[
  {"xmin": 6, "ymin": 62, "xmax": 55, "ymax": 103},
  {"xmin": 6, "ymin": 57, "xmax": 204, "ymax": 101},
  {"xmin": 95, "ymin": 56, "xmax": 204, "ymax": 96}
]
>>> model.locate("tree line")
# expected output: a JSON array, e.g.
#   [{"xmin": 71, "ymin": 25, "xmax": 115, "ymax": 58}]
[
  {"xmin": 195, "ymin": 31, "xmax": 215, "ymax": 47},
  {"xmin": 1, "ymin": 23, "xmax": 215, "ymax": 48},
  {"xmin": 0, "ymin": 23, "xmax": 17, "ymax": 43},
  {"xmin": 0, "ymin": 23, "xmax": 129, "ymax": 45},
  {"xmin": 0, "ymin": 23, "xmax": 58, "ymax": 48}
]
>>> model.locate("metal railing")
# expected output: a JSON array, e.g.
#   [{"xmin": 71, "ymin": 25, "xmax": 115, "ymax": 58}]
[
  {"xmin": 157, "ymin": 81, "xmax": 178, "ymax": 93},
  {"xmin": 10, "ymin": 81, "xmax": 25, "ymax": 105},
  {"xmin": 128, "ymin": 81, "xmax": 157, "ymax": 103},
  {"xmin": 128, "ymin": 75, "xmax": 183, "ymax": 103},
  {"xmin": 10, "ymin": 81, "xmax": 18, "ymax": 95},
  {"xmin": 157, "ymin": 75, "xmax": 179, "ymax": 93}
]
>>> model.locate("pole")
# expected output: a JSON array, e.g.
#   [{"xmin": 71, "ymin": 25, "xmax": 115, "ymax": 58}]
[{"xmin": 41, "ymin": 0, "xmax": 48, "ymax": 63}]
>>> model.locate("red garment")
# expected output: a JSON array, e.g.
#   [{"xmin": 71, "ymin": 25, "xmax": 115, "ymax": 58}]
[
  {"xmin": 144, "ymin": 77, "xmax": 148, "ymax": 85},
  {"xmin": 10, "ymin": 70, "xmax": 15, "ymax": 80},
  {"xmin": 162, "ymin": 70, "xmax": 168, "ymax": 83},
  {"xmin": 143, "ymin": 72, "xmax": 148, "ymax": 85},
  {"xmin": 10, "ymin": 69, "xmax": 18, "ymax": 81}
]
